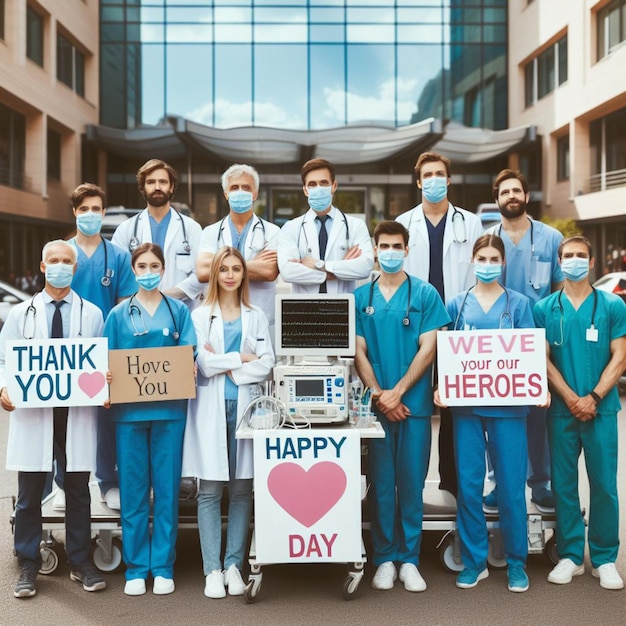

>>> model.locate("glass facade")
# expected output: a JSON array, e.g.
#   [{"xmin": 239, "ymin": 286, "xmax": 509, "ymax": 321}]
[{"xmin": 100, "ymin": 0, "xmax": 508, "ymax": 131}]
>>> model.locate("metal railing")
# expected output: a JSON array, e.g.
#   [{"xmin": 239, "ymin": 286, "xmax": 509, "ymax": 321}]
[
  {"xmin": 588, "ymin": 168, "xmax": 626, "ymax": 193},
  {"xmin": 0, "ymin": 166, "xmax": 37, "ymax": 194}
]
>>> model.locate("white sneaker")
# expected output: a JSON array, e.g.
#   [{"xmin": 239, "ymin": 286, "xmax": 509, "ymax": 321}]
[
  {"xmin": 224, "ymin": 564, "xmax": 246, "ymax": 596},
  {"xmin": 371, "ymin": 561, "xmax": 397, "ymax": 590},
  {"xmin": 592, "ymin": 563, "xmax": 624, "ymax": 590},
  {"xmin": 101, "ymin": 488, "xmax": 120, "ymax": 511},
  {"xmin": 52, "ymin": 489, "xmax": 66, "ymax": 511},
  {"xmin": 124, "ymin": 579, "xmax": 146, "ymax": 596},
  {"xmin": 204, "ymin": 570, "xmax": 226, "ymax": 599},
  {"xmin": 547, "ymin": 558, "xmax": 584, "ymax": 584},
  {"xmin": 399, "ymin": 563, "xmax": 427, "ymax": 592},
  {"xmin": 153, "ymin": 576, "xmax": 175, "ymax": 595}
]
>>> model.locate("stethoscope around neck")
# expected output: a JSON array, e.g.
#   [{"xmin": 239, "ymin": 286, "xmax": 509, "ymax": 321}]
[
  {"xmin": 551, "ymin": 286, "xmax": 598, "ymax": 347},
  {"xmin": 128, "ymin": 292, "xmax": 180, "ymax": 341},
  {"xmin": 128, "ymin": 208, "xmax": 190, "ymax": 254},
  {"xmin": 409, "ymin": 203, "xmax": 467, "ymax": 244},
  {"xmin": 454, "ymin": 285, "xmax": 513, "ymax": 330},
  {"xmin": 498, "ymin": 217, "xmax": 540, "ymax": 289},
  {"xmin": 22, "ymin": 293, "xmax": 85, "ymax": 340},
  {"xmin": 364, "ymin": 272, "xmax": 412, "ymax": 326},
  {"xmin": 297, "ymin": 209, "xmax": 350, "ymax": 257},
  {"xmin": 217, "ymin": 215, "xmax": 267, "ymax": 252}
]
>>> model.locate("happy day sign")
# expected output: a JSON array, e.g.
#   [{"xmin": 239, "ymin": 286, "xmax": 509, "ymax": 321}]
[
  {"xmin": 5, "ymin": 338, "xmax": 109, "ymax": 408},
  {"xmin": 437, "ymin": 328, "xmax": 548, "ymax": 406},
  {"xmin": 253, "ymin": 429, "xmax": 361, "ymax": 564}
]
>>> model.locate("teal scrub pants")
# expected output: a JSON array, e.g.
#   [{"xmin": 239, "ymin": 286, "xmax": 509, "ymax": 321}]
[
  {"xmin": 454, "ymin": 414, "xmax": 528, "ymax": 570},
  {"xmin": 548, "ymin": 413, "xmax": 619, "ymax": 567},
  {"xmin": 368, "ymin": 415, "xmax": 431, "ymax": 566},
  {"xmin": 116, "ymin": 419, "xmax": 186, "ymax": 581}
]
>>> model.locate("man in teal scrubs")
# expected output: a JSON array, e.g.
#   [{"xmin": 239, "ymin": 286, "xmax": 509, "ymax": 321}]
[
  {"xmin": 534, "ymin": 236, "xmax": 626, "ymax": 590},
  {"xmin": 355, "ymin": 221, "xmax": 449, "ymax": 593}
]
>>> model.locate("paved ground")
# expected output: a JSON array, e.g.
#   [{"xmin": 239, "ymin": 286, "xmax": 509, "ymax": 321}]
[{"xmin": 1, "ymin": 408, "xmax": 624, "ymax": 626}]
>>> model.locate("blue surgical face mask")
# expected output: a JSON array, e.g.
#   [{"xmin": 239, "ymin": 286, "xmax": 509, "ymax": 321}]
[
  {"xmin": 474, "ymin": 262, "xmax": 503, "ymax": 284},
  {"xmin": 560, "ymin": 257, "xmax": 589, "ymax": 282},
  {"xmin": 422, "ymin": 176, "xmax": 448, "ymax": 204},
  {"xmin": 378, "ymin": 249, "xmax": 405, "ymax": 274},
  {"xmin": 228, "ymin": 190, "xmax": 254, "ymax": 214},
  {"xmin": 76, "ymin": 212, "xmax": 103, "ymax": 236},
  {"xmin": 307, "ymin": 186, "xmax": 333, "ymax": 213},
  {"xmin": 45, "ymin": 263, "xmax": 74, "ymax": 289},
  {"xmin": 135, "ymin": 272, "xmax": 161, "ymax": 291}
]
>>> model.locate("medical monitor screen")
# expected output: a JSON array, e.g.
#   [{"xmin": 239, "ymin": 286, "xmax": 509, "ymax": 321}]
[
  {"xmin": 295, "ymin": 379, "xmax": 325, "ymax": 398},
  {"xmin": 276, "ymin": 294, "xmax": 355, "ymax": 357}
]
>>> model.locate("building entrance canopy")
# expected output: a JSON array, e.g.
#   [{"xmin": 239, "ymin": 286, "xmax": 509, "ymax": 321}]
[{"xmin": 86, "ymin": 117, "xmax": 533, "ymax": 167}]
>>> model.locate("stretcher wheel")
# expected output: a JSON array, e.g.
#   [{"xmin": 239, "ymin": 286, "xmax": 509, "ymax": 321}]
[
  {"xmin": 342, "ymin": 573, "xmax": 362, "ymax": 600},
  {"xmin": 487, "ymin": 530, "xmax": 507, "ymax": 569},
  {"xmin": 244, "ymin": 574, "xmax": 262, "ymax": 603},
  {"xmin": 39, "ymin": 545, "xmax": 60, "ymax": 575},
  {"xmin": 439, "ymin": 533, "xmax": 463, "ymax": 573},
  {"xmin": 545, "ymin": 536, "xmax": 559, "ymax": 565},
  {"xmin": 92, "ymin": 538, "xmax": 123, "ymax": 573}
]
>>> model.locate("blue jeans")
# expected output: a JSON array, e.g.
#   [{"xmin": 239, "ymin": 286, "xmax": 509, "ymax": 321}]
[{"xmin": 197, "ymin": 399, "xmax": 252, "ymax": 574}]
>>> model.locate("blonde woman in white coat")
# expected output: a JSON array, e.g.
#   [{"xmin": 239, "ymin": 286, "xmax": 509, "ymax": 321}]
[{"xmin": 182, "ymin": 246, "xmax": 274, "ymax": 599}]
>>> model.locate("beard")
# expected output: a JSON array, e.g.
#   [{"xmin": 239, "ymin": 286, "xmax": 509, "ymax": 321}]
[
  {"xmin": 146, "ymin": 190, "xmax": 170, "ymax": 208},
  {"xmin": 499, "ymin": 198, "xmax": 527, "ymax": 219}
]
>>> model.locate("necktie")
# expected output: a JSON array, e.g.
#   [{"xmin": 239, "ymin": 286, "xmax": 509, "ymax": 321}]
[
  {"xmin": 51, "ymin": 300, "xmax": 65, "ymax": 338},
  {"xmin": 317, "ymin": 215, "xmax": 330, "ymax": 294}
]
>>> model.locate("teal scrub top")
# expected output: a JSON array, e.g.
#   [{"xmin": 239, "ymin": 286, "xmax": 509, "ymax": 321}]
[
  {"xmin": 489, "ymin": 219, "xmax": 563, "ymax": 305},
  {"xmin": 104, "ymin": 295, "xmax": 197, "ymax": 422},
  {"xmin": 355, "ymin": 275, "xmax": 450, "ymax": 417},
  {"xmin": 70, "ymin": 238, "xmax": 136, "ymax": 317},
  {"xmin": 534, "ymin": 288, "xmax": 626, "ymax": 416},
  {"xmin": 446, "ymin": 287, "xmax": 535, "ymax": 418}
]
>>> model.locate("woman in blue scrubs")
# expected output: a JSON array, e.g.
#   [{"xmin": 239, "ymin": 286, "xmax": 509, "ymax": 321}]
[
  {"xmin": 104, "ymin": 243, "xmax": 196, "ymax": 597},
  {"xmin": 435, "ymin": 234, "xmax": 536, "ymax": 593},
  {"xmin": 182, "ymin": 246, "xmax": 274, "ymax": 599}
]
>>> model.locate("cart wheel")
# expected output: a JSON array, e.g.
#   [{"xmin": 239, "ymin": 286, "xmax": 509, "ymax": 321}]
[
  {"xmin": 342, "ymin": 574, "xmax": 362, "ymax": 600},
  {"xmin": 545, "ymin": 536, "xmax": 559, "ymax": 565},
  {"xmin": 439, "ymin": 533, "xmax": 463, "ymax": 573},
  {"xmin": 39, "ymin": 546, "xmax": 60, "ymax": 575},
  {"xmin": 244, "ymin": 575, "xmax": 262, "ymax": 604},
  {"xmin": 92, "ymin": 538, "xmax": 123, "ymax": 573},
  {"xmin": 487, "ymin": 531, "xmax": 507, "ymax": 570}
]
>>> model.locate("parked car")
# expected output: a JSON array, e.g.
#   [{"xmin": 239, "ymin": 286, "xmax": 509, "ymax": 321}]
[
  {"xmin": 593, "ymin": 271, "xmax": 626, "ymax": 392},
  {"xmin": 476, "ymin": 203, "xmax": 501, "ymax": 231},
  {"xmin": 0, "ymin": 280, "xmax": 31, "ymax": 330}
]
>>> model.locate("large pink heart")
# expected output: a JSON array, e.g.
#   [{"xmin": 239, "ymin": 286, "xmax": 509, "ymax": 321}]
[
  {"xmin": 78, "ymin": 371, "xmax": 106, "ymax": 399},
  {"xmin": 267, "ymin": 462, "xmax": 347, "ymax": 528}
]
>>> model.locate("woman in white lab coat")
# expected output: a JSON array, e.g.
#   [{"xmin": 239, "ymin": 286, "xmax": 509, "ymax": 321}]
[{"xmin": 182, "ymin": 246, "xmax": 274, "ymax": 599}]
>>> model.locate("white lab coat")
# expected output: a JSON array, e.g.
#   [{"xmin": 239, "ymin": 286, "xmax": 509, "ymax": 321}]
[
  {"xmin": 198, "ymin": 214, "xmax": 280, "ymax": 325},
  {"xmin": 278, "ymin": 207, "xmax": 374, "ymax": 294},
  {"xmin": 111, "ymin": 206, "xmax": 204, "ymax": 301},
  {"xmin": 182, "ymin": 303, "xmax": 275, "ymax": 481},
  {"xmin": 396, "ymin": 203, "xmax": 483, "ymax": 303},
  {"xmin": 0, "ymin": 292, "xmax": 104, "ymax": 472}
]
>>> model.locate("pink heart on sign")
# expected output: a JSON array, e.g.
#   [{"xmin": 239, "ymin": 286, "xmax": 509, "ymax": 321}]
[
  {"xmin": 78, "ymin": 372, "xmax": 106, "ymax": 398},
  {"xmin": 267, "ymin": 462, "xmax": 347, "ymax": 528}
]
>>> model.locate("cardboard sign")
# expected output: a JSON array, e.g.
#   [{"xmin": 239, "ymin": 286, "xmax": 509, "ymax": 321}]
[
  {"xmin": 5, "ymin": 338, "xmax": 109, "ymax": 408},
  {"xmin": 253, "ymin": 429, "xmax": 361, "ymax": 564},
  {"xmin": 437, "ymin": 328, "xmax": 548, "ymax": 406},
  {"xmin": 108, "ymin": 345, "xmax": 196, "ymax": 404}
]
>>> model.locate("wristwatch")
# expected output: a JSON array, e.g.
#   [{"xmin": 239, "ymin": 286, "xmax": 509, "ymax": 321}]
[{"xmin": 314, "ymin": 260, "xmax": 326, "ymax": 271}]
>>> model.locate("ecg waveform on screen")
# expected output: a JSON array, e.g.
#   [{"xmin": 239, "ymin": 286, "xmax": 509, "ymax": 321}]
[{"xmin": 281, "ymin": 299, "xmax": 350, "ymax": 349}]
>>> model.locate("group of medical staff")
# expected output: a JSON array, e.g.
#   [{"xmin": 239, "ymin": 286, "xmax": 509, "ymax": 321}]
[{"xmin": 1, "ymin": 154, "xmax": 625, "ymax": 600}]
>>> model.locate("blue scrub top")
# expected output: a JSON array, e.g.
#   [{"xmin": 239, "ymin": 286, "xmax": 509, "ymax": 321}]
[
  {"xmin": 223, "ymin": 316, "xmax": 242, "ymax": 400},
  {"xmin": 149, "ymin": 211, "xmax": 172, "ymax": 251},
  {"xmin": 446, "ymin": 287, "xmax": 535, "ymax": 418},
  {"xmin": 227, "ymin": 216, "xmax": 253, "ymax": 253},
  {"xmin": 490, "ymin": 219, "xmax": 563, "ymax": 305},
  {"xmin": 104, "ymin": 295, "xmax": 197, "ymax": 422},
  {"xmin": 355, "ymin": 275, "xmax": 450, "ymax": 417},
  {"xmin": 426, "ymin": 217, "xmax": 446, "ymax": 301},
  {"xmin": 534, "ymin": 288, "xmax": 626, "ymax": 417},
  {"xmin": 71, "ymin": 238, "xmax": 136, "ymax": 317}
]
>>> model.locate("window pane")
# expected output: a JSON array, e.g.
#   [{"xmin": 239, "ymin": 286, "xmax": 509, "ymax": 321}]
[
  {"xmin": 75, "ymin": 50, "xmax": 85, "ymax": 97},
  {"xmin": 310, "ymin": 44, "xmax": 346, "ymax": 129},
  {"xmin": 537, "ymin": 46, "xmax": 555, "ymax": 99},
  {"xmin": 524, "ymin": 61, "xmax": 534, "ymax": 107},
  {"xmin": 558, "ymin": 36, "xmax": 567, "ymax": 85},
  {"xmin": 214, "ymin": 44, "xmax": 252, "ymax": 127},
  {"xmin": 557, "ymin": 135, "xmax": 570, "ymax": 181},
  {"xmin": 47, "ymin": 129, "xmax": 61, "ymax": 180},
  {"xmin": 57, "ymin": 35, "xmax": 73, "ymax": 88},
  {"xmin": 141, "ymin": 44, "xmax": 165, "ymax": 125},
  {"xmin": 27, "ymin": 7, "xmax": 44, "ymax": 66}
]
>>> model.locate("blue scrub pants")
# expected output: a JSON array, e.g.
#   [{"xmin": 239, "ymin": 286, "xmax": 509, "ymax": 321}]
[
  {"xmin": 526, "ymin": 405, "xmax": 551, "ymax": 493},
  {"xmin": 454, "ymin": 414, "xmax": 528, "ymax": 570},
  {"xmin": 548, "ymin": 413, "xmax": 619, "ymax": 567},
  {"xmin": 16, "ymin": 408, "xmax": 91, "ymax": 568},
  {"xmin": 96, "ymin": 406, "xmax": 118, "ymax": 496},
  {"xmin": 368, "ymin": 414, "xmax": 430, "ymax": 567},
  {"xmin": 116, "ymin": 419, "xmax": 185, "ymax": 581}
]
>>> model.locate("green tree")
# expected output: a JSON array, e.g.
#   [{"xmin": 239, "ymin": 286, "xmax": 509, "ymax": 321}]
[{"xmin": 540, "ymin": 217, "xmax": 582, "ymax": 238}]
